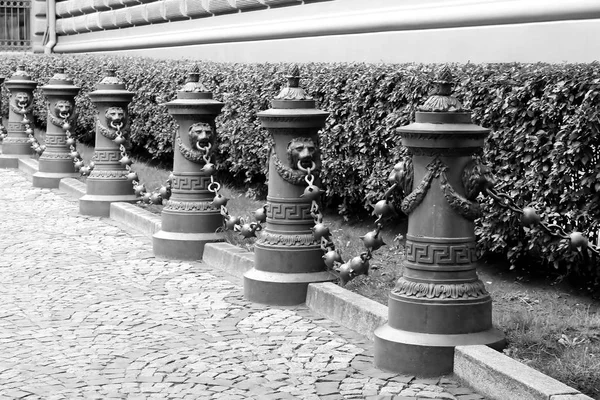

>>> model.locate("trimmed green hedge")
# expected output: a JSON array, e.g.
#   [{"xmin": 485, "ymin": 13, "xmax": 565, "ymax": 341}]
[{"xmin": 0, "ymin": 55, "xmax": 598, "ymax": 287}]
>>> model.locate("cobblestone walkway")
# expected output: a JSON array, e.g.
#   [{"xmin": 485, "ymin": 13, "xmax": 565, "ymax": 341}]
[{"xmin": 0, "ymin": 169, "xmax": 484, "ymax": 400}]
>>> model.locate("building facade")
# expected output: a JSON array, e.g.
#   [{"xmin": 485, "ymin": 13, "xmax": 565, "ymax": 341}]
[{"xmin": 15, "ymin": 0, "xmax": 600, "ymax": 63}]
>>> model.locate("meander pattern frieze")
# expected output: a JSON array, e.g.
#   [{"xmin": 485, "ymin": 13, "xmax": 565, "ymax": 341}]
[
  {"xmin": 393, "ymin": 277, "xmax": 489, "ymax": 299},
  {"xmin": 405, "ymin": 241, "xmax": 477, "ymax": 265},
  {"xmin": 44, "ymin": 135, "xmax": 67, "ymax": 145},
  {"xmin": 94, "ymin": 150, "xmax": 121, "ymax": 163},
  {"xmin": 257, "ymin": 232, "xmax": 320, "ymax": 247},
  {"xmin": 171, "ymin": 176, "xmax": 211, "ymax": 191},
  {"xmin": 8, "ymin": 122, "xmax": 25, "ymax": 130},
  {"xmin": 267, "ymin": 202, "xmax": 312, "ymax": 220}
]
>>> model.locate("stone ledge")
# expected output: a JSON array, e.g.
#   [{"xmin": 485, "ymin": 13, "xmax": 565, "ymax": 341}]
[
  {"xmin": 58, "ymin": 178, "xmax": 87, "ymax": 199},
  {"xmin": 109, "ymin": 202, "xmax": 161, "ymax": 237},
  {"xmin": 203, "ymin": 242, "xmax": 255, "ymax": 279},
  {"xmin": 454, "ymin": 345, "xmax": 594, "ymax": 400},
  {"xmin": 306, "ymin": 282, "xmax": 388, "ymax": 342},
  {"xmin": 17, "ymin": 158, "xmax": 39, "ymax": 180}
]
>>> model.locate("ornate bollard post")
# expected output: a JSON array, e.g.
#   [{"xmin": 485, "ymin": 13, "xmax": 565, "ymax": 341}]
[
  {"xmin": 0, "ymin": 65, "xmax": 37, "ymax": 168},
  {"xmin": 79, "ymin": 65, "xmax": 136, "ymax": 217},
  {"xmin": 374, "ymin": 67, "xmax": 505, "ymax": 376},
  {"xmin": 244, "ymin": 65, "xmax": 335, "ymax": 305},
  {"xmin": 32, "ymin": 66, "xmax": 81, "ymax": 188},
  {"xmin": 152, "ymin": 66, "xmax": 224, "ymax": 260}
]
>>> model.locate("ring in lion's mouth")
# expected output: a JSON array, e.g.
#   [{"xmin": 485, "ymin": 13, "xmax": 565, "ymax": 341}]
[{"xmin": 299, "ymin": 158, "xmax": 313, "ymax": 169}]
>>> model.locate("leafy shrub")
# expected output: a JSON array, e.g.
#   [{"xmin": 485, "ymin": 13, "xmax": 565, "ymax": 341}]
[{"xmin": 0, "ymin": 55, "xmax": 598, "ymax": 287}]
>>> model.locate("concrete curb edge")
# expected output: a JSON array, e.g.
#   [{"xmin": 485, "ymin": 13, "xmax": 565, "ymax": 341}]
[{"xmin": 13, "ymin": 160, "xmax": 594, "ymax": 400}]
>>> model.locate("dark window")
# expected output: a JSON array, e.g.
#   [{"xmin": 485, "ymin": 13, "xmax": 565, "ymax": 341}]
[{"xmin": 0, "ymin": 0, "xmax": 30, "ymax": 51}]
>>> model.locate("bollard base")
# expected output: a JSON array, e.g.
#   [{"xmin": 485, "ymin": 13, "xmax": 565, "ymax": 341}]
[
  {"xmin": 79, "ymin": 194, "xmax": 139, "ymax": 217},
  {"xmin": 0, "ymin": 154, "xmax": 23, "ymax": 169},
  {"xmin": 374, "ymin": 324, "xmax": 506, "ymax": 376},
  {"xmin": 244, "ymin": 268, "xmax": 336, "ymax": 306},
  {"xmin": 32, "ymin": 171, "xmax": 79, "ymax": 189},
  {"xmin": 152, "ymin": 230, "xmax": 224, "ymax": 261}
]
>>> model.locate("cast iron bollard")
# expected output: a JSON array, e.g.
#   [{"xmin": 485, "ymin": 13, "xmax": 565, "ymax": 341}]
[
  {"xmin": 374, "ymin": 67, "xmax": 505, "ymax": 376},
  {"xmin": 152, "ymin": 66, "xmax": 224, "ymax": 260},
  {"xmin": 0, "ymin": 65, "xmax": 37, "ymax": 168},
  {"xmin": 244, "ymin": 65, "xmax": 335, "ymax": 305},
  {"xmin": 79, "ymin": 65, "xmax": 136, "ymax": 217},
  {"xmin": 32, "ymin": 66, "xmax": 81, "ymax": 188}
]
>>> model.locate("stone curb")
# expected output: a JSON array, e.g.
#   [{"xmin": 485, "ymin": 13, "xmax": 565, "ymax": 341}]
[
  {"xmin": 109, "ymin": 202, "xmax": 161, "ymax": 238},
  {"xmin": 18, "ymin": 158, "xmax": 39, "ymax": 180},
  {"xmin": 455, "ymin": 345, "xmax": 594, "ymax": 400},
  {"xmin": 306, "ymin": 281, "xmax": 388, "ymax": 342},
  {"xmin": 13, "ymin": 160, "xmax": 594, "ymax": 400},
  {"xmin": 59, "ymin": 178, "xmax": 86, "ymax": 199}
]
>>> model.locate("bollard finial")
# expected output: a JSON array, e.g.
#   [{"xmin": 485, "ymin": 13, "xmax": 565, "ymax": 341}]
[
  {"xmin": 181, "ymin": 65, "xmax": 208, "ymax": 92},
  {"xmin": 50, "ymin": 61, "xmax": 73, "ymax": 84},
  {"xmin": 275, "ymin": 64, "xmax": 312, "ymax": 100},
  {"xmin": 418, "ymin": 65, "xmax": 464, "ymax": 112},
  {"xmin": 99, "ymin": 62, "xmax": 123, "ymax": 85}
]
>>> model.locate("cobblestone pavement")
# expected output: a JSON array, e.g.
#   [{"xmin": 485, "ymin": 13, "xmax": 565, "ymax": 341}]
[{"xmin": 0, "ymin": 169, "xmax": 485, "ymax": 400}]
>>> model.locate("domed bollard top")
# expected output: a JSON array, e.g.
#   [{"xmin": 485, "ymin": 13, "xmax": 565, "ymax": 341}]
[
  {"xmin": 244, "ymin": 65, "xmax": 336, "ymax": 306},
  {"xmin": 79, "ymin": 64, "xmax": 137, "ymax": 217},
  {"xmin": 33, "ymin": 65, "xmax": 81, "ymax": 188},
  {"xmin": 374, "ymin": 66, "xmax": 505, "ymax": 376},
  {"xmin": 152, "ymin": 66, "xmax": 225, "ymax": 260},
  {"xmin": 0, "ymin": 65, "xmax": 37, "ymax": 168}
]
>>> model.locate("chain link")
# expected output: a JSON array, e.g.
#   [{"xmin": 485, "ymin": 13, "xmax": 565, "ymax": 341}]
[
  {"xmin": 301, "ymin": 164, "xmax": 392, "ymax": 285},
  {"xmin": 485, "ymin": 186, "xmax": 599, "ymax": 257},
  {"xmin": 21, "ymin": 107, "xmax": 45, "ymax": 156}
]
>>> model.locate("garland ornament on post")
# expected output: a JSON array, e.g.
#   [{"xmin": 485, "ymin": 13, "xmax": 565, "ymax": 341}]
[
  {"xmin": 243, "ymin": 65, "xmax": 335, "ymax": 306},
  {"xmin": 374, "ymin": 66, "xmax": 505, "ymax": 377},
  {"xmin": 0, "ymin": 65, "xmax": 37, "ymax": 168},
  {"xmin": 152, "ymin": 65, "xmax": 225, "ymax": 260},
  {"xmin": 79, "ymin": 63, "xmax": 137, "ymax": 217},
  {"xmin": 32, "ymin": 64, "xmax": 81, "ymax": 188}
]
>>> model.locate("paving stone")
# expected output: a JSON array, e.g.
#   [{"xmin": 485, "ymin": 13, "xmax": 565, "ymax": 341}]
[{"xmin": 0, "ymin": 170, "xmax": 485, "ymax": 400}]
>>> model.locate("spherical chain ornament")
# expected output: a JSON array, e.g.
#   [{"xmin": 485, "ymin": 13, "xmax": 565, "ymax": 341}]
[{"xmin": 22, "ymin": 109, "xmax": 45, "ymax": 156}]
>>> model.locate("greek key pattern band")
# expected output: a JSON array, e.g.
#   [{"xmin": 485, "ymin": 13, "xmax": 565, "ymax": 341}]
[
  {"xmin": 7, "ymin": 122, "xmax": 24, "ymax": 131},
  {"xmin": 171, "ymin": 176, "xmax": 211, "ymax": 191},
  {"xmin": 94, "ymin": 150, "xmax": 120, "ymax": 163},
  {"xmin": 44, "ymin": 135, "xmax": 67, "ymax": 145},
  {"xmin": 267, "ymin": 202, "xmax": 312, "ymax": 220},
  {"xmin": 405, "ymin": 241, "xmax": 477, "ymax": 265}
]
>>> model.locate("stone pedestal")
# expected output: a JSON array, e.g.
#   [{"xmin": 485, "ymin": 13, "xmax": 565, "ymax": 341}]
[
  {"xmin": 79, "ymin": 65, "xmax": 136, "ymax": 217},
  {"xmin": 33, "ymin": 66, "xmax": 81, "ymax": 188},
  {"xmin": 374, "ymin": 67, "xmax": 505, "ymax": 376},
  {"xmin": 0, "ymin": 66, "xmax": 36, "ymax": 169},
  {"xmin": 244, "ymin": 66, "xmax": 335, "ymax": 306},
  {"xmin": 153, "ymin": 67, "xmax": 225, "ymax": 260}
]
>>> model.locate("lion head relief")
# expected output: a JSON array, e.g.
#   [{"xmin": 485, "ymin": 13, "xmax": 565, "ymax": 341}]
[
  {"xmin": 105, "ymin": 107, "xmax": 125, "ymax": 129},
  {"xmin": 54, "ymin": 100, "xmax": 73, "ymax": 119},
  {"xmin": 287, "ymin": 137, "xmax": 317, "ymax": 170},
  {"xmin": 189, "ymin": 122, "xmax": 213, "ymax": 151},
  {"xmin": 14, "ymin": 92, "xmax": 31, "ymax": 109}
]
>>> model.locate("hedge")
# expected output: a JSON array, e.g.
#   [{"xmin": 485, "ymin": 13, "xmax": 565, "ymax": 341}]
[{"xmin": 0, "ymin": 55, "xmax": 598, "ymax": 288}]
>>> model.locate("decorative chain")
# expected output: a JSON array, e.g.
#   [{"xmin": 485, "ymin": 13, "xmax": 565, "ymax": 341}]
[
  {"xmin": 217, "ymin": 174, "xmax": 267, "ymax": 238},
  {"xmin": 0, "ymin": 118, "xmax": 6, "ymax": 141},
  {"xmin": 61, "ymin": 112, "xmax": 96, "ymax": 176},
  {"xmin": 104, "ymin": 121, "xmax": 172, "ymax": 205},
  {"xmin": 485, "ymin": 186, "xmax": 599, "ymax": 257},
  {"xmin": 21, "ymin": 108, "xmax": 45, "ymax": 156},
  {"xmin": 302, "ymin": 163, "xmax": 397, "ymax": 285}
]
